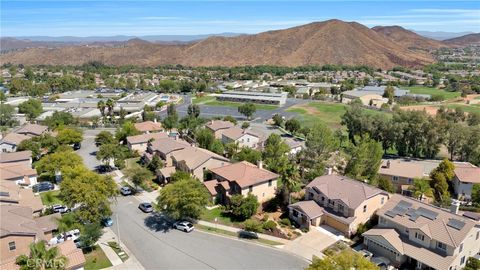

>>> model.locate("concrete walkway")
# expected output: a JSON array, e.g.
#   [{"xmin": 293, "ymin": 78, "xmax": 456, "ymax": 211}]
[
  {"xmin": 99, "ymin": 228, "xmax": 145, "ymax": 270},
  {"xmin": 198, "ymin": 220, "xmax": 290, "ymax": 244}
]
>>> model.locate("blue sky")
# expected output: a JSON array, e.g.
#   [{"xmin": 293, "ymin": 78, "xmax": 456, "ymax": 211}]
[{"xmin": 2, "ymin": 1, "xmax": 479, "ymax": 36}]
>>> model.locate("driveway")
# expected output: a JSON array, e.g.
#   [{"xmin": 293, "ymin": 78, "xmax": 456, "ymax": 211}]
[
  {"xmin": 77, "ymin": 128, "xmax": 115, "ymax": 170},
  {"xmin": 283, "ymin": 227, "xmax": 339, "ymax": 261},
  {"xmin": 111, "ymin": 196, "xmax": 308, "ymax": 270}
]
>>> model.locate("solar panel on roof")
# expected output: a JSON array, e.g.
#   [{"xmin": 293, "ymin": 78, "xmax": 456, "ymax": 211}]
[
  {"xmin": 397, "ymin": 200, "xmax": 413, "ymax": 208},
  {"xmin": 447, "ymin": 218, "xmax": 466, "ymax": 230},
  {"xmin": 385, "ymin": 210, "xmax": 396, "ymax": 218},
  {"xmin": 391, "ymin": 205, "xmax": 408, "ymax": 216},
  {"xmin": 405, "ymin": 208, "xmax": 416, "ymax": 217},
  {"xmin": 416, "ymin": 207, "xmax": 439, "ymax": 220},
  {"xmin": 409, "ymin": 213, "xmax": 419, "ymax": 221}
]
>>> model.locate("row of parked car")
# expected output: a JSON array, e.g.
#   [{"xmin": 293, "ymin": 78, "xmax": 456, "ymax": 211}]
[{"xmin": 137, "ymin": 202, "xmax": 194, "ymax": 233}]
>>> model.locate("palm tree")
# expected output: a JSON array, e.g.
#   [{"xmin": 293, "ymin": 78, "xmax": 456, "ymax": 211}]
[
  {"xmin": 410, "ymin": 178, "xmax": 434, "ymax": 202},
  {"xmin": 16, "ymin": 241, "xmax": 68, "ymax": 270},
  {"xmin": 97, "ymin": 100, "xmax": 106, "ymax": 117},
  {"xmin": 280, "ymin": 163, "xmax": 301, "ymax": 205},
  {"xmin": 105, "ymin": 98, "xmax": 115, "ymax": 117}
]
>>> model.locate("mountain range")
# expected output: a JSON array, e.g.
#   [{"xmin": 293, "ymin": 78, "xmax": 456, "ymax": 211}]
[{"xmin": 1, "ymin": 20, "xmax": 479, "ymax": 69}]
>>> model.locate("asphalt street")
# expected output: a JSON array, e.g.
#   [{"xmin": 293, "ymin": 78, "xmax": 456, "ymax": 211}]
[
  {"xmin": 111, "ymin": 196, "xmax": 308, "ymax": 270},
  {"xmin": 77, "ymin": 128, "xmax": 114, "ymax": 170}
]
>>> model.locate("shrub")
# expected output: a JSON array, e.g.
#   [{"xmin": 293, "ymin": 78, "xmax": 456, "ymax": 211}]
[
  {"xmin": 301, "ymin": 227, "xmax": 309, "ymax": 233},
  {"xmin": 243, "ymin": 219, "xmax": 263, "ymax": 233},
  {"xmin": 261, "ymin": 214, "xmax": 269, "ymax": 222},
  {"xmin": 227, "ymin": 194, "xmax": 259, "ymax": 220},
  {"xmin": 279, "ymin": 218, "xmax": 291, "ymax": 227},
  {"xmin": 262, "ymin": 220, "xmax": 277, "ymax": 231}
]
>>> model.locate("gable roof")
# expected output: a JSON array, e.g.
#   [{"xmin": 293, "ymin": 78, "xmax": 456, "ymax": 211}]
[
  {"xmin": 16, "ymin": 123, "xmax": 48, "ymax": 136},
  {"xmin": 171, "ymin": 146, "xmax": 230, "ymax": 170},
  {"xmin": 148, "ymin": 137, "xmax": 190, "ymax": 155},
  {"xmin": 289, "ymin": 200, "xmax": 324, "ymax": 219},
  {"xmin": 307, "ymin": 174, "xmax": 388, "ymax": 209},
  {"xmin": 127, "ymin": 132, "xmax": 168, "ymax": 145},
  {"xmin": 454, "ymin": 167, "xmax": 480, "ymax": 183},
  {"xmin": 0, "ymin": 181, "xmax": 43, "ymax": 212},
  {"xmin": 377, "ymin": 194, "xmax": 477, "ymax": 248},
  {"xmin": 134, "ymin": 121, "xmax": 163, "ymax": 133},
  {"xmin": 0, "ymin": 151, "xmax": 31, "ymax": 163},
  {"xmin": 0, "ymin": 205, "xmax": 59, "ymax": 239},
  {"xmin": 0, "ymin": 133, "xmax": 31, "ymax": 146},
  {"xmin": 57, "ymin": 240, "xmax": 86, "ymax": 269},
  {"xmin": 222, "ymin": 127, "xmax": 260, "ymax": 141},
  {"xmin": 205, "ymin": 120, "xmax": 235, "ymax": 132},
  {"xmin": 0, "ymin": 163, "xmax": 37, "ymax": 181},
  {"xmin": 210, "ymin": 161, "xmax": 278, "ymax": 188}
]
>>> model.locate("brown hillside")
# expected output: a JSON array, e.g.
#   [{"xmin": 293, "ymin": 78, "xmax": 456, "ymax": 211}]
[
  {"xmin": 0, "ymin": 20, "xmax": 434, "ymax": 69},
  {"xmin": 372, "ymin": 26, "xmax": 445, "ymax": 50},
  {"xmin": 443, "ymin": 33, "xmax": 480, "ymax": 46}
]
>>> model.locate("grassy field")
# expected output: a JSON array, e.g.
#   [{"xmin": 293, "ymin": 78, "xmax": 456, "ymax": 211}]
[
  {"xmin": 40, "ymin": 190, "xmax": 62, "ymax": 206},
  {"xmin": 475, "ymin": 96, "xmax": 480, "ymax": 100},
  {"xmin": 192, "ymin": 95, "xmax": 278, "ymax": 110},
  {"xmin": 84, "ymin": 245, "xmax": 112, "ymax": 270},
  {"xmin": 404, "ymin": 86, "xmax": 461, "ymax": 100},
  {"xmin": 445, "ymin": 104, "xmax": 480, "ymax": 114}
]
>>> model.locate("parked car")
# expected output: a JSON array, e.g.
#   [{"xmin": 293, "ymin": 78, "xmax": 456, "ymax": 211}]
[
  {"xmin": 173, "ymin": 221, "xmax": 194, "ymax": 233},
  {"xmin": 357, "ymin": 249, "xmax": 373, "ymax": 259},
  {"xmin": 102, "ymin": 217, "xmax": 113, "ymax": 227},
  {"xmin": 33, "ymin": 182, "xmax": 54, "ymax": 193},
  {"xmin": 138, "ymin": 202, "xmax": 153, "ymax": 213},
  {"xmin": 72, "ymin": 142, "xmax": 81, "ymax": 150},
  {"xmin": 52, "ymin": 204, "xmax": 70, "ymax": 214},
  {"xmin": 120, "ymin": 186, "xmax": 132, "ymax": 196},
  {"xmin": 64, "ymin": 229, "xmax": 80, "ymax": 241},
  {"xmin": 49, "ymin": 229, "xmax": 80, "ymax": 246},
  {"xmin": 74, "ymin": 238, "xmax": 82, "ymax": 248},
  {"xmin": 371, "ymin": 256, "xmax": 391, "ymax": 270}
]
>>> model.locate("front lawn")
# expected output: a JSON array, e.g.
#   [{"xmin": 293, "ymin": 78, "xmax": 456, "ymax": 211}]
[
  {"xmin": 40, "ymin": 190, "xmax": 62, "ymax": 206},
  {"xmin": 201, "ymin": 207, "xmax": 243, "ymax": 227},
  {"xmin": 404, "ymin": 86, "xmax": 461, "ymax": 100},
  {"xmin": 83, "ymin": 245, "xmax": 112, "ymax": 270}
]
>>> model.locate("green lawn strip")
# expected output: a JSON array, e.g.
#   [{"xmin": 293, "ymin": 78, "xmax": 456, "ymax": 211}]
[
  {"xmin": 83, "ymin": 245, "xmax": 113, "ymax": 270},
  {"xmin": 40, "ymin": 190, "xmax": 62, "ymax": 206},
  {"xmin": 475, "ymin": 96, "xmax": 480, "ymax": 100},
  {"xmin": 196, "ymin": 224, "xmax": 284, "ymax": 246},
  {"xmin": 404, "ymin": 86, "xmax": 461, "ymax": 100},
  {"xmin": 200, "ymin": 207, "xmax": 242, "ymax": 227},
  {"xmin": 192, "ymin": 95, "xmax": 216, "ymax": 104},
  {"xmin": 203, "ymin": 100, "xmax": 278, "ymax": 110},
  {"xmin": 445, "ymin": 104, "xmax": 480, "ymax": 114},
  {"xmin": 107, "ymin": 241, "xmax": 129, "ymax": 262}
]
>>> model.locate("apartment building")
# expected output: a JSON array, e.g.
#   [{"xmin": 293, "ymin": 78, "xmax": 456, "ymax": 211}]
[
  {"xmin": 363, "ymin": 194, "xmax": 480, "ymax": 270},
  {"xmin": 288, "ymin": 174, "xmax": 390, "ymax": 237}
]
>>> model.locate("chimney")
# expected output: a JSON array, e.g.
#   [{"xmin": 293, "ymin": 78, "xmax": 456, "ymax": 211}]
[
  {"xmin": 386, "ymin": 160, "xmax": 391, "ymax": 169},
  {"xmin": 153, "ymin": 118, "xmax": 157, "ymax": 123},
  {"xmin": 325, "ymin": 167, "xmax": 333, "ymax": 175},
  {"xmin": 450, "ymin": 199, "xmax": 460, "ymax": 215},
  {"xmin": 257, "ymin": 160, "xmax": 263, "ymax": 170}
]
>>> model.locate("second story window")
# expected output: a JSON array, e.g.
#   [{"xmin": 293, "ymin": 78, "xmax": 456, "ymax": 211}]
[
  {"xmin": 8, "ymin": 241, "xmax": 15, "ymax": 251},
  {"xmin": 459, "ymin": 243, "xmax": 463, "ymax": 253},
  {"xmin": 363, "ymin": 205, "xmax": 367, "ymax": 212},
  {"xmin": 437, "ymin": 241, "xmax": 447, "ymax": 251},
  {"xmin": 381, "ymin": 197, "xmax": 385, "ymax": 204},
  {"xmin": 268, "ymin": 180, "xmax": 272, "ymax": 187},
  {"xmin": 415, "ymin": 232, "xmax": 424, "ymax": 241},
  {"xmin": 393, "ymin": 176, "xmax": 399, "ymax": 181}
]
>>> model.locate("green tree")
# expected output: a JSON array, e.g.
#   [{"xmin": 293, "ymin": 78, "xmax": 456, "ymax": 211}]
[
  {"xmin": 125, "ymin": 164, "xmax": 154, "ymax": 189},
  {"xmin": 228, "ymin": 194, "xmax": 259, "ymax": 220},
  {"xmin": 105, "ymin": 98, "xmax": 115, "ymax": 117},
  {"xmin": 410, "ymin": 178, "xmax": 434, "ymax": 201},
  {"xmin": 18, "ymin": 99, "xmax": 43, "ymax": 120},
  {"xmin": 187, "ymin": 104, "xmax": 200, "ymax": 118},
  {"xmin": 472, "ymin": 184, "xmax": 480, "ymax": 205},
  {"xmin": 241, "ymin": 122, "xmax": 250, "ymax": 129},
  {"xmin": 17, "ymin": 139, "xmax": 41, "ymax": 160},
  {"xmin": 78, "ymin": 223, "xmax": 103, "ymax": 250},
  {"xmin": 60, "ymin": 165, "xmax": 117, "ymax": 223},
  {"xmin": 95, "ymin": 131, "xmax": 115, "ymax": 146},
  {"xmin": 377, "ymin": 177, "xmax": 395, "ymax": 193},
  {"xmin": 115, "ymin": 121, "xmax": 140, "ymax": 144},
  {"xmin": 195, "ymin": 128, "xmax": 215, "ymax": 149},
  {"xmin": 96, "ymin": 143, "xmax": 117, "ymax": 167},
  {"xmin": 169, "ymin": 171, "xmax": 192, "ymax": 182},
  {"xmin": 431, "ymin": 159, "xmax": 455, "ymax": 182},
  {"xmin": 263, "ymin": 133, "xmax": 290, "ymax": 173},
  {"xmin": 272, "ymin": 114, "xmax": 284, "ymax": 127},
  {"xmin": 285, "ymin": 118, "xmax": 301, "ymax": 134},
  {"xmin": 210, "ymin": 139, "xmax": 224, "ymax": 155},
  {"xmin": 345, "ymin": 136, "xmax": 383, "ymax": 181},
  {"xmin": 97, "ymin": 100, "xmax": 106, "ymax": 117},
  {"xmin": 147, "ymin": 155, "xmax": 164, "ymax": 172},
  {"xmin": 233, "ymin": 147, "xmax": 262, "ymax": 164},
  {"xmin": 35, "ymin": 149, "xmax": 82, "ymax": 178},
  {"xmin": 223, "ymin": 115, "xmax": 237, "ymax": 125},
  {"xmin": 56, "ymin": 128, "xmax": 83, "ymax": 145},
  {"xmin": 238, "ymin": 103, "xmax": 256, "ymax": 120},
  {"xmin": 157, "ymin": 178, "xmax": 210, "ymax": 220},
  {"xmin": 243, "ymin": 219, "xmax": 263, "ymax": 233},
  {"xmin": 430, "ymin": 171, "xmax": 450, "ymax": 203},
  {"xmin": 16, "ymin": 241, "xmax": 67, "ymax": 270},
  {"xmin": 0, "ymin": 104, "xmax": 17, "ymax": 127},
  {"xmin": 44, "ymin": 111, "xmax": 76, "ymax": 129},
  {"xmin": 383, "ymin": 85, "xmax": 395, "ymax": 104},
  {"xmin": 306, "ymin": 249, "xmax": 378, "ymax": 270},
  {"xmin": 465, "ymin": 257, "xmax": 480, "ymax": 270}
]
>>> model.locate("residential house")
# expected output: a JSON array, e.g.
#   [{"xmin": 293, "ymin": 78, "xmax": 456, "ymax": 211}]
[
  {"xmin": 0, "ymin": 181, "xmax": 43, "ymax": 214},
  {"xmin": 170, "ymin": 146, "xmax": 230, "ymax": 181},
  {"xmin": 363, "ymin": 194, "xmax": 480, "ymax": 270},
  {"xmin": 0, "ymin": 163, "xmax": 38, "ymax": 186},
  {"xmin": 0, "ymin": 133, "xmax": 31, "ymax": 152},
  {"xmin": 452, "ymin": 167, "xmax": 480, "ymax": 200},
  {"xmin": 283, "ymin": 137, "xmax": 305, "ymax": 156},
  {"xmin": 205, "ymin": 161, "xmax": 279, "ymax": 204},
  {"xmin": 288, "ymin": 174, "xmax": 390, "ymax": 237},
  {"xmin": 15, "ymin": 123, "xmax": 48, "ymax": 137},
  {"xmin": 205, "ymin": 120, "xmax": 235, "ymax": 139},
  {"xmin": 0, "ymin": 205, "xmax": 84, "ymax": 270},
  {"xmin": 0, "ymin": 151, "xmax": 32, "ymax": 166},
  {"xmin": 221, "ymin": 127, "xmax": 262, "ymax": 149},
  {"xmin": 147, "ymin": 138, "xmax": 190, "ymax": 166},
  {"xmin": 126, "ymin": 132, "xmax": 169, "ymax": 153},
  {"xmin": 134, "ymin": 120, "xmax": 163, "ymax": 134}
]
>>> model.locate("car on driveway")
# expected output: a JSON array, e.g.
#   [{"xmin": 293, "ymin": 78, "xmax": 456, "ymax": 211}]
[
  {"xmin": 120, "ymin": 186, "xmax": 132, "ymax": 196},
  {"xmin": 138, "ymin": 202, "xmax": 153, "ymax": 213},
  {"xmin": 173, "ymin": 221, "xmax": 194, "ymax": 232},
  {"xmin": 33, "ymin": 182, "xmax": 54, "ymax": 193},
  {"xmin": 102, "ymin": 217, "xmax": 113, "ymax": 227},
  {"xmin": 52, "ymin": 204, "xmax": 70, "ymax": 214}
]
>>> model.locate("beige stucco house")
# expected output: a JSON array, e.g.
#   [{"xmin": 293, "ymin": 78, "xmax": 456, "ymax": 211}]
[
  {"xmin": 221, "ymin": 127, "xmax": 262, "ymax": 149},
  {"xmin": 288, "ymin": 174, "xmax": 390, "ymax": 237},
  {"xmin": 126, "ymin": 132, "xmax": 169, "ymax": 153},
  {"xmin": 170, "ymin": 146, "xmax": 230, "ymax": 181},
  {"xmin": 205, "ymin": 120, "xmax": 235, "ymax": 139},
  {"xmin": 452, "ymin": 166, "xmax": 480, "ymax": 200}
]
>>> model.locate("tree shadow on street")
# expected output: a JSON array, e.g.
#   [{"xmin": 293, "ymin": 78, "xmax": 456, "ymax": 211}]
[{"xmin": 144, "ymin": 213, "xmax": 173, "ymax": 233}]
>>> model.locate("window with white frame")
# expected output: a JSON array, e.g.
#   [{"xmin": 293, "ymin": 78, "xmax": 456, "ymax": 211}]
[
  {"xmin": 8, "ymin": 241, "xmax": 15, "ymax": 251},
  {"xmin": 437, "ymin": 241, "xmax": 447, "ymax": 251},
  {"xmin": 415, "ymin": 232, "xmax": 424, "ymax": 241}
]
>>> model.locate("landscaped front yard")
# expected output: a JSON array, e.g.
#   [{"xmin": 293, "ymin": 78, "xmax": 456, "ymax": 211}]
[
  {"xmin": 83, "ymin": 245, "xmax": 112, "ymax": 270},
  {"xmin": 40, "ymin": 190, "xmax": 62, "ymax": 206}
]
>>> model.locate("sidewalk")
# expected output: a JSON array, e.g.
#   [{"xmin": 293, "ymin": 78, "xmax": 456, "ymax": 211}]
[
  {"xmin": 99, "ymin": 228, "xmax": 145, "ymax": 270},
  {"xmin": 111, "ymin": 170, "xmax": 159, "ymax": 203},
  {"xmin": 198, "ymin": 220, "xmax": 290, "ymax": 244}
]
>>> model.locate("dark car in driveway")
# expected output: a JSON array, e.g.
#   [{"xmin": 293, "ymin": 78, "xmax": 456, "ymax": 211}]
[
  {"xmin": 138, "ymin": 202, "xmax": 153, "ymax": 213},
  {"xmin": 33, "ymin": 182, "xmax": 54, "ymax": 193}
]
